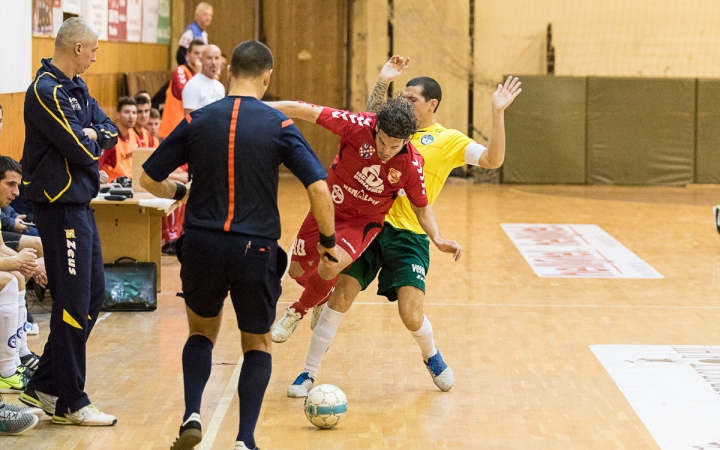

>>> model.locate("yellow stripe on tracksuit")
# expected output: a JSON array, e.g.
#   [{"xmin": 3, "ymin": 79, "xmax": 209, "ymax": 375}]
[
  {"xmin": 33, "ymin": 72, "xmax": 100, "ymax": 161},
  {"xmin": 33, "ymin": 72, "xmax": 101, "ymax": 202},
  {"xmin": 63, "ymin": 309, "xmax": 83, "ymax": 330}
]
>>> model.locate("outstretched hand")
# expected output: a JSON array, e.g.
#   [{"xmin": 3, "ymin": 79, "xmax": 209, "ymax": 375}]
[
  {"xmin": 378, "ymin": 55, "xmax": 410, "ymax": 83},
  {"xmin": 433, "ymin": 238, "xmax": 463, "ymax": 261},
  {"xmin": 492, "ymin": 76, "xmax": 522, "ymax": 112}
]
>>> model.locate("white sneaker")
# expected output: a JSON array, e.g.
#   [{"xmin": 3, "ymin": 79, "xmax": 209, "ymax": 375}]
[
  {"xmin": 52, "ymin": 404, "xmax": 117, "ymax": 426},
  {"xmin": 424, "ymin": 350, "xmax": 454, "ymax": 392},
  {"xmin": 287, "ymin": 372, "xmax": 314, "ymax": 398},
  {"xmin": 26, "ymin": 323, "xmax": 39, "ymax": 336},
  {"xmin": 235, "ymin": 441, "xmax": 258, "ymax": 450},
  {"xmin": 309, "ymin": 303, "xmax": 326, "ymax": 330},
  {"xmin": 271, "ymin": 307, "xmax": 302, "ymax": 343}
]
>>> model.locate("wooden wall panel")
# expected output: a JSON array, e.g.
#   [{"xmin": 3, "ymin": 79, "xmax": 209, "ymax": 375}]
[
  {"xmin": 349, "ymin": 0, "xmax": 390, "ymax": 112},
  {"xmin": 0, "ymin": 37, "xmax": 170, "ymax": 159},
  {"xmin": 0, "ymin": 93, "xmax": 27, "ymax": 161},
  {"xmin": 263, "ymin": 0, "xmax": 349, "ymax": 168},
  {"xmin": 183, "ymin": 0, "xmax": 256, "ymax": 63}
]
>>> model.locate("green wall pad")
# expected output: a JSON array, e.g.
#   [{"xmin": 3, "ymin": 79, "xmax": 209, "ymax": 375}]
[
  {"xmin": 696, "ymin": 80, "xmax": 720, "ymax": 184},
  {"xmin": 587, "ymin": 78, "xmax": 695, "ymax": 185},
  {"xmin": 503, "ymin": 76, "xmax": 587, "ymax": 184}
]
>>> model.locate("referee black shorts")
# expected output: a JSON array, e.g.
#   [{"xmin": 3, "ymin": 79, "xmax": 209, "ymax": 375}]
[{"xmin": 180, "ymin": 228, "xmax": 288, "ymax": 334}]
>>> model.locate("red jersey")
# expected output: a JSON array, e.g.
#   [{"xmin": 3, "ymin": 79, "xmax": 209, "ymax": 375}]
[{"xmin": 316, "ymin": 107, "xmax": 428, "ymax": 219}]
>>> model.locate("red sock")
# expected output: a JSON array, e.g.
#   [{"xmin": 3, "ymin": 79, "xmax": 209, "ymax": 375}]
[{"xmin": 292, "ymin": 270, "xmax": 338, "ymax": 316}]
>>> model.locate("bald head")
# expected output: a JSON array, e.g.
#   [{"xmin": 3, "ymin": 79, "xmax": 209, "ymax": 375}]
[
  {"xmin": 195, "ymin": 2, "xmax": 213, "ymax": 29},
  {"xmin": 200, "ymin": 44, "xmax": 222, "ymax": 79},
  {"xmin": 55, "ymin": 17, "xmax": 98, "ymax": 53}
]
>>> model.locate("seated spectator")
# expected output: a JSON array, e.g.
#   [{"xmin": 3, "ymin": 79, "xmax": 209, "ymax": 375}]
[
  {"xmin": 148, "ymin": 108, "xmax": 162, "ymax": 144},
  {"xmin": 133, "ymin": 93, "xmax": 159, "ymax": 149},
  {"xmin": 0, "ymin": 157, "xmax": 42, "ymax": 396},
  {"xmin": 159, "ymin": 39, "xmax": 204, "ymax": 139},
  {"xmin": 182, "ymin": 44, "xmax": 225, "ymax": 113},
  {"xmin": 100, "ymin": 97, "xmax": 138, "ymax": 182},
  {"xmin": 1, "ymin": 206, "xmax": 39, "ymax": 237}
]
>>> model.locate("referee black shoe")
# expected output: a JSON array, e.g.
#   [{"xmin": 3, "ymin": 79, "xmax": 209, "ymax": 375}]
[{"xmin": 171, "ymin": 413, "xmax": 202, "ymax": 450}]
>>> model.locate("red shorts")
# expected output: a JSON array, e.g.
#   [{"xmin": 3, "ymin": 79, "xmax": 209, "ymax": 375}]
[{"xmin": 290, "ymin": 211, "xmax": 384, "ymax": 287}]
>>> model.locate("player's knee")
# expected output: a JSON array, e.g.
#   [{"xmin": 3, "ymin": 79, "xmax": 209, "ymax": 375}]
[
  {"xmin": 288, "ymin": 261, "xmax": 305, "ymax": 280},
  {"xmin": 0, "ymin": 271, "xmax": 15, "ymax": 290}
]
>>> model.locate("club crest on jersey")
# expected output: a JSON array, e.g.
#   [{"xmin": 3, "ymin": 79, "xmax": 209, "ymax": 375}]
[
  {"xmin": 388, "ymin": 168, "xmax": 401, "ymax": 184},
  {"xmin": 359, "ymin": 142, "xmax": 375, "ymax": 159},
  {"xmin": 420, "ymin": 134, "xmax": 434, "ymax": 145}
]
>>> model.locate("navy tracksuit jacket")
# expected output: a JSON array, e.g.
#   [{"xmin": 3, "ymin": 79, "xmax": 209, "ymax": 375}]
[{"xmin": 22, "ymin": 58, "xmax": 118, "ymax": 415}]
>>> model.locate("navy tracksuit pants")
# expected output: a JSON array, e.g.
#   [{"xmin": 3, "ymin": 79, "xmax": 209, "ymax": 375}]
[{"xmin": 28, "ymin": 202, "xmax": 105, "ymax": 415}]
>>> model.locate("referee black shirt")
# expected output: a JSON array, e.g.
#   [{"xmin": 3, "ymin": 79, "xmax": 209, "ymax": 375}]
[{"xmin": 143, "ymin": 96, "xmax": 327, "ymax": 240}]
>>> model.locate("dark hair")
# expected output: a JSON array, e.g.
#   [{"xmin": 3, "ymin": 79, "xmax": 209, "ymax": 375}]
[
  {"xmin": 117, "ymin": 96, "xmax": 137, "ymax": 112},
  {"xmin": 376, "ymin": 95, "xmax": 418, "ymax": 140},
  {"xmin": 230, "ymin": 41, "xmax": 273, "ymax": 79},
  {"xmin": 188, "ymin": 39, "xmax": 205, "ymax": 53},
  {"xmin": 406, "ymin": 76, "xmax": 442, "ymax": 112},
  {"xmin": 149, "ymin": 108, "xmax": 161, "ymax": 119},
  {"xmin": 0, "ymin": 156, "xmax": 21, "ymax": 181},
  {"xmin": 133, "ymin": 93, "xmax": 151, "ymax": 106}
]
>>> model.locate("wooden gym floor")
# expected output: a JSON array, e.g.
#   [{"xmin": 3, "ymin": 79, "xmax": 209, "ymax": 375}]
[{"xmin": 6, "ymin": 178, "xmax": 720, "ymax": 449}]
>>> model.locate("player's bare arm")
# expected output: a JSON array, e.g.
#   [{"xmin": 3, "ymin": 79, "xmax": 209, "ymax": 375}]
[
  {"xmin": 475, "ymin": 76, "xmax": 522, "ymax": 169},
  {"xmin": 306, "ymin": 180, "xmax": 339, "ymax": 265},
  {"xmin": 265, "ymin": 101, "xmax": 323, "ymax": 123},
  {"xmin": 139, "ymin": 170, "xmax": 190, "ymax": 205},
  {"xmin": 411, "ymin": 203, "xmax": 462, "ymax": 261},
  {"xmin": 365, "ymin": 55, "xmax": 411, "ymax": 113}
]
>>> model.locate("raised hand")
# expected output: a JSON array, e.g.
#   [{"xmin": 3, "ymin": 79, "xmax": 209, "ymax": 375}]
[
  {"xmin": 492, "ymin": 76, "xmax": 522, "ymax": 112},
  {"xmin": 378, "ymin": 55, "xmax": 410, "ymax": 83}
]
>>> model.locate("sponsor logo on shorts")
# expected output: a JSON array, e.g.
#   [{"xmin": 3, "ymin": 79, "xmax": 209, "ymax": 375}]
[
  {"xmin": 341, "ymin": 238, "xmax": 356, "ymax": 254},
  {"xmin": 331, "ymin": 185, "xmax": 344, "ymax": 204},
  {"xmin": 292, "ymin": 238, "xmax": 306, "ymax": 256},
  {"xmin": 388, "ymin": 168, "xmax": 401, "ymax": 184},
  {"xmin": 66, "ymin": 230, "xmax": 77, "ymax": 275},
  {"xmin": 420, "ymin": 134, "xmax": 434, "ymax": 145},
  {"xmin": 412, "ymin": 263, "xmax": 426, "ymax": 282},
  {"xmin": 353, "ymin": 165, "xmax": 384, "ymax": 193},
  {"xmin": 343, "ymin": 184, "xmax": 379, "ymax": 205},
  {"xmin": 359, "ymin": 142, "xmax": 376, "ymax": 159}
]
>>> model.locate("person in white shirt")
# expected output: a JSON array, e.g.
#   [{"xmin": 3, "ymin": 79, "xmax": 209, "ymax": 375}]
[{"xmin": 182, "ymin": 45, "xmax": 225, "ymax": 113}]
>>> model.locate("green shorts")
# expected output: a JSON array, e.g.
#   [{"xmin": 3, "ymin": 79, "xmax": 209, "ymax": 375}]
[{"xmin": 342, "ymin": 223, "xmax": 430, "ymax": 301}]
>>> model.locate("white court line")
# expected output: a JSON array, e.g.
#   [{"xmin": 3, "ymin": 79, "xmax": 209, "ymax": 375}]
[
  {"xmin": 198, "ymin": 356, "xmax": 244, "ymax": 450},
  {"xmin": 277, "ymin": 301, "xmax": 720, "ymax": 309},
  {"xmin": 96, "ymin": 312, "xmax": 111, "ymax": 323}
]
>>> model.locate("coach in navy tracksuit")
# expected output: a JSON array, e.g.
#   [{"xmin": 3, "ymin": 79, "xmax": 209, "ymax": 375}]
[{"xmin": 19, "ymin": 18, "xmax": 118, "ymax": 426}]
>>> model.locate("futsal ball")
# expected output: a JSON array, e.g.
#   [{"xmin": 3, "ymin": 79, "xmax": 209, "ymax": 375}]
[{"xmin": 303, "ymin": 384, "xmax": 348, "ymax": 429}]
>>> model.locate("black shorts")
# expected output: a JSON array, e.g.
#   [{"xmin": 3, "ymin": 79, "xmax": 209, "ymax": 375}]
[
  {"xmin": 1, "ymin": 231, "xmax": 21, "ymax": 250},
  {"xmin": 180, "ymin": 228, "xmax": 288, "ymax": 334}
]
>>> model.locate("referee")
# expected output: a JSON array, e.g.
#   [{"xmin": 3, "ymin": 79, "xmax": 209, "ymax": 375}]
[
  {"xmin": 140, "ymin": 41, "xmax": 337, "ymax": 450},
  {"xmin": 19, "ymin": 18, "xmax": 118, "ymax": 426}
]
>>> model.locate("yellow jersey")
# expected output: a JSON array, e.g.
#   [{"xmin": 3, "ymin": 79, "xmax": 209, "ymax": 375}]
[{"xmin": 385, "ymin": 123, "xmax": 474, "ymax": 234}]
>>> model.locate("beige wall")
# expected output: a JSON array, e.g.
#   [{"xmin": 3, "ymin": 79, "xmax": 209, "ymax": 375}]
[
  {"xmin": 473, "ymin": 0, "xmax": 720, "ymax": 143},
  {"xmin": 353, "ymin": 0, "xmax": 720, "ymax": 146},
  {"xmin": 352, "ymin": 0, "xmax": 471, "ymax": 135}
]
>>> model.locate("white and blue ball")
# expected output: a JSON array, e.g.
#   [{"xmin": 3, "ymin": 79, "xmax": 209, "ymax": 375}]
[{"xmin": 303, "ymin": 384, "xmax": 348, "ymax": 429}]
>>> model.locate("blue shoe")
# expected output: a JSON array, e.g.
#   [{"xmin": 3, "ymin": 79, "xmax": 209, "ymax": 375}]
[
  {"xmin": 424, "ymin": 350, "xmax": 454, "ymax": 392},
  {"xmin": 287, "ymin": 372, "xmax": 314, "ymax": 398}
]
